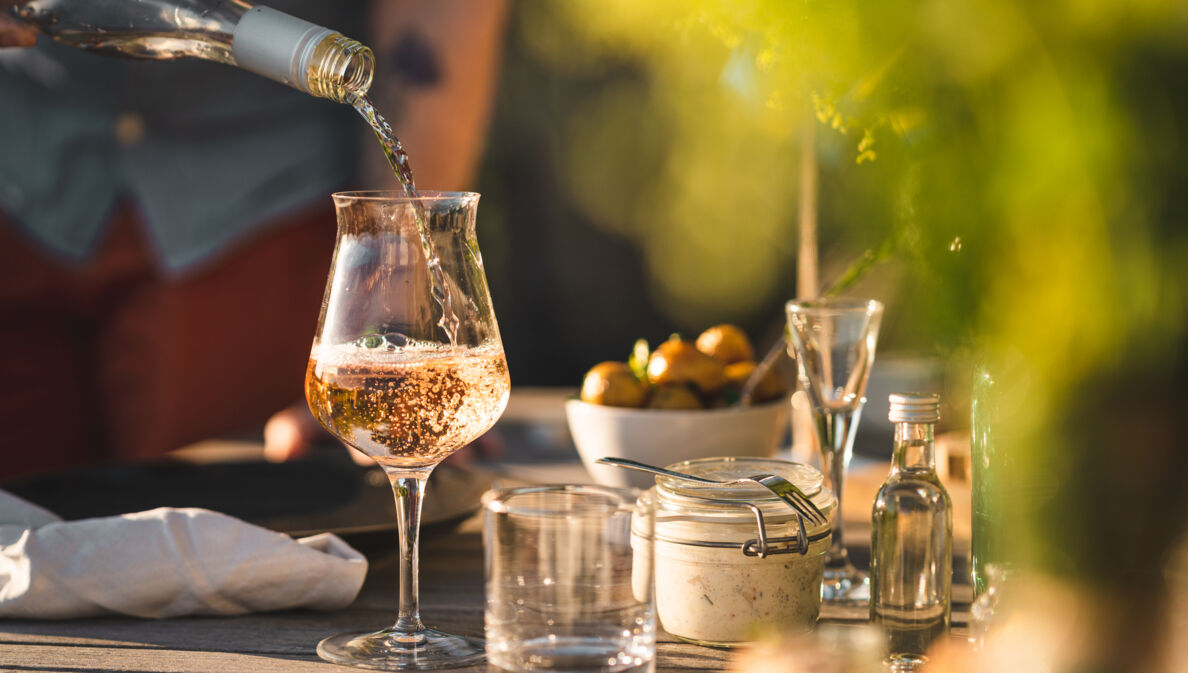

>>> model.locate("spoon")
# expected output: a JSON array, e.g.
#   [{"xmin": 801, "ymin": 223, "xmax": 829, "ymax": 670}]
[{"xmin": 595, "ymin": 457, "xmax": 828, "ymax": 527}]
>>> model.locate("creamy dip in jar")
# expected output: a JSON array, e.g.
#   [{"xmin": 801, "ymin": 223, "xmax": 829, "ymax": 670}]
[{"xmin": 631, "ymin": 457, "xmax": 834, "ymax": 646}]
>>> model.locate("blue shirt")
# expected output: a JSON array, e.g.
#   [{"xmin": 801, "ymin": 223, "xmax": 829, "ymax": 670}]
[{"xmin": 0, "ymin": 2, "xmax": 364, "ymax": 272}]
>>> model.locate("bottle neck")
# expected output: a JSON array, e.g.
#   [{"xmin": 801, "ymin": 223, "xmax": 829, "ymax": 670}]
[
  {"xmin": 231, "ymin": 6, "xmax": 372, "ymax": 102},
  {"xmin": 892, "ymin": 421, "xmax": 936, "ymax": 474},
  {"xmin": 305, "ymin": 33, "xmax": 374, "ymax": 103}
]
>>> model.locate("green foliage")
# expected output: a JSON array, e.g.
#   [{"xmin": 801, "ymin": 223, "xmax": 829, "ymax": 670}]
[
  {"xmin": 627, "ymin": 338, "xmax": 650, "ymax": 382},
  {"xmin": 516, "ymin": 0, "xmax": 1188, "ymax": 595}
]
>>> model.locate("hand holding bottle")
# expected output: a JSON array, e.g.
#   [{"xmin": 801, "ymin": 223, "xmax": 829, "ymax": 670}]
[{"xmin": 0, "ymin": 1, "xmax": 37, "ymax": 47}]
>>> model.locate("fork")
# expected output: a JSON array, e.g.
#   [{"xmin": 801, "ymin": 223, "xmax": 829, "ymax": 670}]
[{"xmin": 595, "ymin": 457, "xmax": 829, "ymax": 527}]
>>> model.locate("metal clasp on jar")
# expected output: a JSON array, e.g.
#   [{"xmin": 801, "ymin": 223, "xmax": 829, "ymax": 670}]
[
  {"xmin": 646, "ymin": 496, "xmax": 831, "ymax": 559},
  {"xmin": 693, "ymin": 498, "xmax": 823, "ymax": 559},
  {"xmin": 734, "ymin": 500, "xmax": 808, "ymax": 558}
]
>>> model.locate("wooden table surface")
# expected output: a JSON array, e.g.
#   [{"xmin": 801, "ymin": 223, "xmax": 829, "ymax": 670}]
[
  {"xmin": 0, "ymin": 501, "xmax": 972, "ymax": 672},
  {"xmin": 0, "ymin": 523, "xmax": 733, "ymax": 672},
  {"xmin": 0, "ymin": 389, "xmax": 974, "ymax": 672}
]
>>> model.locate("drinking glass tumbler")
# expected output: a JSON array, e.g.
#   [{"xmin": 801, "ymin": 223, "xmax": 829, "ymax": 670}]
[{"xmin": 483, "ymin": 485, "xmax": 656, "ymax": 673}]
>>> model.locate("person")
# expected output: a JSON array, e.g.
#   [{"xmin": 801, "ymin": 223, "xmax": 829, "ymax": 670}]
[{"xmin": 0, "ymin": 0, "xmax": 508, "ymax": 480}]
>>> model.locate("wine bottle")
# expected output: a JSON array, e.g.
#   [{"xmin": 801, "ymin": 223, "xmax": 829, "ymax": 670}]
[{"xmin": 6, "ymin": 0, "xmax": 373, "ymax": 102}]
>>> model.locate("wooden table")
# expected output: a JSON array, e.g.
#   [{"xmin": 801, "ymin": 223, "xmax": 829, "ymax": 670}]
[
  {"xmin": 0, "ymin": 507, "xmax": 972, "ymax": 672},
  {"xmin": 0, "ymin": 522, "xmax": 729, "ymax": 672},
  {"xmin": 0, "ymin": 390, "xmax": 973, "ymax": 672}
]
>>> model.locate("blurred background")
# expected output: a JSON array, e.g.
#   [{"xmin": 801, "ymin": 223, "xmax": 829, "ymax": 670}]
[{"xmin": 472, "ymin": 3, "xmax": 1188, "ymax": 669}]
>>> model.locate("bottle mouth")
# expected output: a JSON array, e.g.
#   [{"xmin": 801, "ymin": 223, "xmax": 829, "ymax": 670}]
[{"xmin": 305, "ymin": 34, "xmax": 374, "ymax": 102}]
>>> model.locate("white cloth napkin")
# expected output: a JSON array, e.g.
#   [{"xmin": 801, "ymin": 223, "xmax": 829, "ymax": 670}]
[{"xmin": 0, "ymin": 489, "xmax": 368, "ymax": 619}]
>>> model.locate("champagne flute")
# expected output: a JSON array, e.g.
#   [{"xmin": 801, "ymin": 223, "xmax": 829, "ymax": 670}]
[
  {"xmin": 306, "ymin": 191, "xmax": 510, "ymax": 669},
  {"xmin": 785, "ymin": 298, "xmax": 883, "ymax": 605}
]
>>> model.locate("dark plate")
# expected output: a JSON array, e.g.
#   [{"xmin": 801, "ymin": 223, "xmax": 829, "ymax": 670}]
[{"xmin": 1, "ymin": 454, "xmax": 492, "ymax": 559}]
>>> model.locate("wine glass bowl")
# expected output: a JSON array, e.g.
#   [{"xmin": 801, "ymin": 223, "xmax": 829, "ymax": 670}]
[
  {"xmin": 306, "ymin": 191, "xmax": 509, "ymax": 669},
  {"xmin": 785, "ymin": 298, "xmax": 883, "ymax": 605},
  {"xmin": 785, "ymin": 298, "xmax": 882, "ymax": 415},
  {"xmin": 305, "ymin": 343, "xmax": 509, "ymax": 468}
]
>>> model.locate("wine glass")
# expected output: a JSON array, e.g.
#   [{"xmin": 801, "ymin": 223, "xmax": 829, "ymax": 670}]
[
  {"xmin": 785, "ymin": 298, "xmax": 883, "ymax": 605},
  {"xmin": 305, "ymin": 191, "xmax": 510, "ymax": 669}
]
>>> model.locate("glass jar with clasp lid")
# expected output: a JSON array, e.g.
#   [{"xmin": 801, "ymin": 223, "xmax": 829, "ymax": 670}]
[{"xmin": 630, "ymin": 456, "xmax": 835, "ymax": 647}]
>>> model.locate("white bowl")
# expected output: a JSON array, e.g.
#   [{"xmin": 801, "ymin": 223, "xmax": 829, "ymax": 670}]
[{"xmin": 565, "ymin": 398, "xmax": 790, "ymax": 489}]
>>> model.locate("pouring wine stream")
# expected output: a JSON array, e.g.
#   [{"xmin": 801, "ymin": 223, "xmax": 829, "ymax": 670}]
[{"xmin": 351, "ymin": 93, "xmax": 463, "ymax": 347}]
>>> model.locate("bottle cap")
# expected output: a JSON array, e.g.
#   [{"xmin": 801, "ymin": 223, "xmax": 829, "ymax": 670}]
[
  {"xmin": 232, "ymin": 6, "xmax": 334, "ymax": 94},
  {"xmin": 888, "ymin": 392, "xmax": 941, "ymax": 423}
]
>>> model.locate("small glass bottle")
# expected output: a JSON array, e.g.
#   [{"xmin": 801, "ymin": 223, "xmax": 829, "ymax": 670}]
[
  {"xmin": 870, "ymin": 393, "xmax": 953, "ymax": 671},
  {"xmin": 7, "ymin": 0, "xmax": 373, "ymax": 102}
]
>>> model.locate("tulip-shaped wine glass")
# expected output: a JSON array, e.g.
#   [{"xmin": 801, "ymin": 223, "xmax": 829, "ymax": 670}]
[
  {"xmin": 306, "ymin": 191, "xmax": 510, "ymax": 669},
  {"xmin": 785, "ymin": 298, "xmax": 883, "ymax": 605}
]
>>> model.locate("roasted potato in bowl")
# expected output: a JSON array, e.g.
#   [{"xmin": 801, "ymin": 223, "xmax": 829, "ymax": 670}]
[
  {"xmin": 578, "ymin": 325, "xmax": 787, "ymax": 410},
  {"xmin": 571, "ymin": 324, "xmax": 791, "ymax": 488},
  {"xmin": 581, "ymin": 361, "xmax": 648, "ymax": 408}
]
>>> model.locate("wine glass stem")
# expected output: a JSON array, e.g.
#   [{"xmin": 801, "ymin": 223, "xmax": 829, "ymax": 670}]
[
  {"xmin": 387, "ymin": 468, "xmax": 432, "ymax": 635},
  {"xmin": 814, "ymin": 405, "xmax": 863, "ymax": 564}
]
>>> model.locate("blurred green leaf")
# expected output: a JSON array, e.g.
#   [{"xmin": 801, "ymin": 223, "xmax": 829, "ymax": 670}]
[{"xmin": 628, "ymin": 338, "xmax": 650, "ymax": 382}]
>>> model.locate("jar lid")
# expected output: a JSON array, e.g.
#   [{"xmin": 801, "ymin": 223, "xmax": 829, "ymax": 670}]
[
  {"xmin": 657, "ymin": 457, "xmax": 828, "ymax": 506},
  {"xmin": 649, "ymin": 457, "xmax": 835, "ymax": 548}
]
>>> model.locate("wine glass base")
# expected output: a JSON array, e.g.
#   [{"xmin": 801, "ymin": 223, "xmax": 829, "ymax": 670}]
[
  {"xmin": 317, "ymin": 627, "xmax": 485, "ymax": 671},
  {"xmin": 821, "ymin": 568, "xmax": 870, "ymax": 605}
]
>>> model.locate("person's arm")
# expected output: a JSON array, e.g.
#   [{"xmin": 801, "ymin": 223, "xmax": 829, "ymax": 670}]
[
  {"xmin": 0, "ymin": 1, "xmax": 38, "ymax": 47},
  {"xmin": 360, "ymin": 0, "xmax": 510, "ymax": 190}
]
